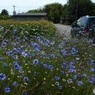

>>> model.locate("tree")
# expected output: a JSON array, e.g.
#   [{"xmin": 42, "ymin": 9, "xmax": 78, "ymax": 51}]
[
  {"xmin": 1, "ymin": 9, "xmax": 9, "ymax": 16},
  {"xmin": 63, "ymin": 0, "xmax": 95, "ymax": 24},
  {"xmin": 44, "ymin": 3, "xmax": 63, "ymax": 23},
  {"xmin": 0, "ymin": 9, "xmax": 10, "ymax": 20}
]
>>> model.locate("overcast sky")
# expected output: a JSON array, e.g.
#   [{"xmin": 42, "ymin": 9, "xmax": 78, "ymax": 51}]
[
  {"xmin": 0, "ymin": 0, "xmax": 95, "ymax": 15},
  {"xmin": 0, "ymin": 0, "xmax": 67, "ymax": 15}
]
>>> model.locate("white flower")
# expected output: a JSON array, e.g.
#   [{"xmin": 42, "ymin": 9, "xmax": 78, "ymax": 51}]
[{"xmin": 93, "ymin": 88, "xmax": 95, "ymax": 94}]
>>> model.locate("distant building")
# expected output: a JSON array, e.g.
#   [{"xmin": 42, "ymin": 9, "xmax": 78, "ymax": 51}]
[{"xmin": 11, "ymin": 13, "xmax": 47, "ymax": 20}]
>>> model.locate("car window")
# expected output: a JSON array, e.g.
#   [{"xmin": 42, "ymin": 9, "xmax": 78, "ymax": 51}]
[
  {"xmin": 89, "ymin": 18, "xmax": 95, "ymax": 28},
  {"xmin": 81, "ymin": 18, "xmax": 87, "ymax": 27}
]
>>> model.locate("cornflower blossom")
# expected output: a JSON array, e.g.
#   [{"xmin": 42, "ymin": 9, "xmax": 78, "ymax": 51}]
[
  {"xmin": 37, "ymin": 36, "xmax": 41, "ymax": 41},
  {"xmin": 34, "ymin": 47, "xmax": 40, "ymax": 52},
  {"xmin": 60, "ymin": 70, "xmax": 64, "ymax": 74},
  {"xmin": 4, "ymin": 87, "xmax": 10, "ymax": 93},
  {"xmin": 6, "ymin": 50, "xmax": 13, "ymax": 56},
  {"xmin": 55, "ymin": 76, "xmax": 60, "ymax": 80},
  {"xmin": 90, "ymin": 68, "xmax": 95, "ymax": 72},
  {"xmin": 0, "ymin": 73, "xmax": 6, "ymax": 80},
  {"xmin": 82, "ymin": 73, "xmax": 87, "ymax": 77},
  {"xmin": 43, "ymin": 63, "xmax": 48, "ymax": 68},
  {"xmin": 2, "ymin": 41, "xmax": 7, "ymax": 47},
  {"xmin": 13, "ymin": 81, "xmax": 18, "ymax": 86},
  {"xmin": 33, "ymin": 59, "xmax": 39, "ymax": 66},
  {"xmin": 50, "ymin": 53, "xmax": 55, "ymax": 58},
  {"xmin": 3, "ymin": 62, "xmax": 8, "ymax": 67},
  {"xmin": 13, "ymin": 29, "xmax": 17, "ymax": 34},
  {"xmin": 13, "ymin": 61, "xmax": 22, "ymax": 70},
  {"xmin": 15, "ymin": 47, "xmax": 21, "ymax": 53},
  {"xmin": 67, "ymin": 79, "xmax": 73, "ymax": 83},
  {"xmin": 72, "ymin": 75, "xmax": 77, "ymax": 79},
  {"xmin": 23, "ymin": 92, "xmax": 28, "ymax": 95},
  {"xmin": 71, "ymin": 47, "xmax": 78, "ymax": 55},
  {"xmin": 58, "ymin": 44, "xmax": 63, "ymax": 48},
  {"xmin": 0, "ymin": 57, "xmax": 4, "ymax": 61},
  {"xmin": 22, "ymin": 50, "xmax": 28, "ymax": 57},
  {"xmin": 77, "ymin": 81, "xmax": 83, "ymax": 86},
  {"xmin": 24, "ymin": 76, "xmax": 29, "ymax": 82},
  {"xmin": 58, "ymin": 85, "xmax": 63, "ymax": 89},
  {"xmin": 61, "ymin": 49, "xmax": 67, "ymax": 56},
  {"xmin": 88, "ymin": 75, "xmax": 95, "ymax": 84},
  {"xmin": 31, "ymin": 53, "xmax": 36, "ymax": 57},
  {"xmin": 55, "ymin": 81, "xmax": 60, "ymax": 86},
  {"xmin": 34, "ymin": 72, "xmax": 38, "ymax": 76},
  {"xmin": 48, "ymin": 65, "xmax": 54, "ymax": 70}
]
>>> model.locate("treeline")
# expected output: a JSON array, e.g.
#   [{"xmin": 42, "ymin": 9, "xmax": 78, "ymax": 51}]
[
  {"xmin": 27, "ymin": 0, "xmax": 95, "ymax": 24},
  {"xmin": 1, "ymin": 0, "xmax": 95, "ymax": 24}
]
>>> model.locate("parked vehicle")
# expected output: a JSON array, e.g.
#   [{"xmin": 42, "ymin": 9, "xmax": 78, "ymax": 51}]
[{"xmin": 71, "ymin": 15, "xmax": 95, "ymax": 38}]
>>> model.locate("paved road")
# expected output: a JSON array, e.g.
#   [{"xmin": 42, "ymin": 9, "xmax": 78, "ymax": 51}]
[{"xmin": 54, "ymin": 24, "xmax": 72, "ymax": 38}]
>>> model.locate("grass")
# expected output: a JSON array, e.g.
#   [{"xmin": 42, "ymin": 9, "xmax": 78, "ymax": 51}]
[{"xmin": 0, "ymin": 20, "xmax": 95, "ymax": 95}]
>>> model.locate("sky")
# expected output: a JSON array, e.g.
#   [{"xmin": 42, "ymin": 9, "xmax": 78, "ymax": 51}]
[
  {"xmin": 0, "ymin": 0, "xmax": 67, "ymax": 15},
  {"xmin": 0, "ymin": 0, "xmax": 95, "ymax": 15}
]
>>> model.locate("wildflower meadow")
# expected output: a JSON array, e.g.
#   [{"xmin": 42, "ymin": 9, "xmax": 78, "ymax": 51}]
[{"xmin": 0, "ymin": 20, "xmax": 95, "ymax": 95}]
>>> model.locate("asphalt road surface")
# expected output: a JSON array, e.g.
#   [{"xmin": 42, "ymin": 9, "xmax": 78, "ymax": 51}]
[{"xmin": 54, "ymin": 24, "xmax": 72, "ymax": 38}]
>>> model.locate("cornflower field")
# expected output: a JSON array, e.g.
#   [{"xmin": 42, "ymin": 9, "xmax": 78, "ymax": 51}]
[{"xmin": 0, "ymin": 20, "xmax": 95, "ymax": 95}]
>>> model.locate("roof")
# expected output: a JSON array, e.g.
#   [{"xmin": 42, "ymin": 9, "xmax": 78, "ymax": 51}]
[{"xmin": 15, "ymin": 13, "xmax": 47, "ymax": 16}]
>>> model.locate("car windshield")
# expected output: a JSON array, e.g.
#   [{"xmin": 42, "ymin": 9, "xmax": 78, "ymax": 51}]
[{"xmin": 89, "ymin": 18, "xmax": 95, "ymax": 27}]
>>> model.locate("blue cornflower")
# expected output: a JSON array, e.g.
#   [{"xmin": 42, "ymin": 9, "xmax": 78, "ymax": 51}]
[
  {"xmin": 31, "ymin": 53, "xmax": 36, "ymax": 57},
  {"xmin": 13, "ymin": 81, "xmax": 18, "ymax": 86},
  {"xmin": 2, "ymin": 41, "xmax": 7, "ymax": 47},
  {"xmin": 61, "ymin": 49, "xmax": 67, "ymax": 56},
  {"xmin": 6, "ymin": 50, "xmax": 13, "ymax": 56},
  {"xmin": 43, "ymin": 63, "xmax": 48, "ymax": 68},
  {"xmin": 72, "ymin": 75, "xmax": 77, "ymax": 79},
  {"xmin": 0, "ymin": 73, "xmax": 6, "ymax": 80},
  {"xmin": 88, "ymin": 75, "xmax": 95, "ymax": 84},
  {"xmin": 14, "ymin": 61, "xmax": 22, "ymax": 70},
  {"xmin": 23, "ymin": 92, "xmax": 28, "ymax": 95},
  {"xmin": 34, "ymin": 47, "xmax": 40, "ymax": 52},
  {"xmin": 50, "ymin": 53, "xmax": 55, "ymax": 58},
  {"xmin": 15, "ymin": 47, "xmax": 21, "ymax": 53},
  {"xmin": 90, "ymin": 68, "xmax": 95, "ymax": 72},
  {"xmin": 55, "ymin": 76, "xmax": 60, "ymax": 80},
  {"xmin": 58, "ymin": 85, "xmax": 62, "ymax": 89},
  {"xmin": 77, "ymin": 81, "xmax": 83, "ymax": 86},
  {"xmin": 31, "ymin": 42, "xmax": 39, "ymax": 47},
  {"xmin": 24, "ymin": 76, "xmax": 29, "ymax": 82},
  {"xmin": 0, "ymin": 57, "xmax": 4, "ymax": 61},
  {"xmin": 48, "ymin": 65, "xmax": 54, "ymax": 70},
  {"xmin": 60, "ymin": 70, "xmax": 64, "ymax": 74},
  {"xmin": 37, "ymin": 36, "xmax": 41, "ymax": 41},
  {"xmin": 58, "ymin": 44, "xmax": 63, "ymax": 48},
  {"xmin": 4, "ymin": 87, "xmax": 10, "ymax": 93},
  {"xmin": 3, "ymin": 62, "xmax": 7, "ymax": 67},
  {"xmin": 82, "ymin": 73, "xmax": 87, "ymax": 77},
  {"xmin": 71, "ymin": 47, "xmax": 77, "ymax": 55},
  {"xmin": 33, "ymin": 59, "xmax": 39, "ymax": 65},
  {"xmin": 34, "ymin": 72, "xmax": 38, "ymax": 76},
  {"xmin": 46, "ymin": 39, "xmax": 50, "ymax": 43},
  {"xmin": 13, "ymin": 29, "xmax": 17, "ymax": 34}
]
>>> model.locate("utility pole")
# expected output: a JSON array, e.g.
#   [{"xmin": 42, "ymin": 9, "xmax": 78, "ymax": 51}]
[{"xmin": 13, "ymin": 5, "xmax": 16, "ymax": 15}]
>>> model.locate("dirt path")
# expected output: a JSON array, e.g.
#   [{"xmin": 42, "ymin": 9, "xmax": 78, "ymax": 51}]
[{"xmin": 54, "ymin": 24, "xmax": 72, "ymax": 38}]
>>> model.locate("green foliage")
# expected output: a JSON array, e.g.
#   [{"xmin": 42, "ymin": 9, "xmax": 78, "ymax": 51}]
[
  {"xmin": 0, "ymin": 9, "xmax": 10, "ymax": 20},
  {"xmin": 1, "ymin": 9, "xmax": 9, "ymax": 16},
  {"xmin": 63, "ymin": 0, "xmax": 95, "ymax": 24},
  {"xmin": 27, "ymin": 8, "xmax": 44, "ymax": 13},
  {"xmin": 44, "ymin": 3, "xmax": 63, "ymax": 23}
]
